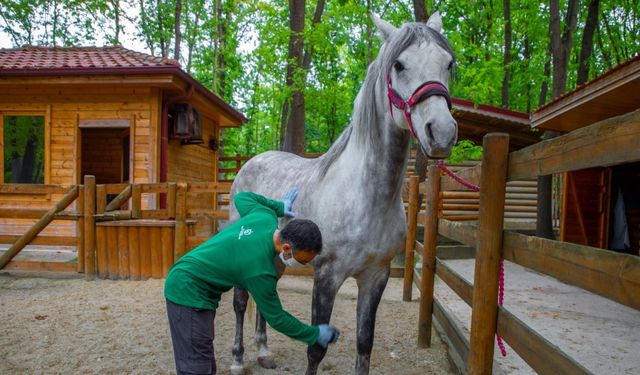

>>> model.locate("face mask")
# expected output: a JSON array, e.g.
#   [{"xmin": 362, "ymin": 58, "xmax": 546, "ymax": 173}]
[{"xmin": 279, "ymin": 250, "xmax": 307, "ymax": 268}]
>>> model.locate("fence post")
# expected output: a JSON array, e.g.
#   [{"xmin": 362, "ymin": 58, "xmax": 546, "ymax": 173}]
[
  {"xmin": 467, "ymin": 133, "xmax": 510, "ymax": 375},
  {"xmin": 403, "ymin": 175, "xmax": 419, "ymax": 301},
  {"xmin": 418, "ymin": 164, "xmax": 441, "ymax": 347},
  {"xmin": 84, "ymin": 175, "xmax": 96, "ymax": 280},
  {"xmin": 131, "ymin": 183, "xmax": 142, "ymax": 219},
  {"xmin": 77, "ymin": 185, "xmax": 85, "ymax": 273},
  {"xmin": 174, "ymin": 182, "xmax": 188, "ymax": 261}
]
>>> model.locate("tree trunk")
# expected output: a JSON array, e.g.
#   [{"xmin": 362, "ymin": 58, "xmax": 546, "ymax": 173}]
[
  {"xmin": 280, "ymin": 0, "xmax": 326, "ymax": 155},
  {"xmin": 501, "ymin": 0, "xmax": 512, "ymax": 108},
  {"xmin": 157, "ymin": 0, "xmax": 168, "ymax": 57},
  {"xmin": 174, "ymin": 0, "xmax": 182, "ymax": 62},
  {"xmin": 412, "ymin": 0, "xmax": 427, "ymax": 22},
  {"xmin": 577, "ymin": 0, "xmax": 599, "ymax": 85}
]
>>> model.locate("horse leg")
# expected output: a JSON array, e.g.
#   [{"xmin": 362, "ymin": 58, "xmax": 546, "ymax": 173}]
[
  {"xmin": 231, "ymin": 287, "xmax": 249, "ymax": 375},
  {"xmin": 354, "ymin": 266, "xmax": 390, "ymax": 375},
  {"xmin": 306, "ymin": 269, "xmax": 344, "ymax": 375},
  {"xmin": 254, "ymin": 309, "xmax": 277, "ymax": 369}
]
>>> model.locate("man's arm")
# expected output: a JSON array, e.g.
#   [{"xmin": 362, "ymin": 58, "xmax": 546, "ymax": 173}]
[
  {"xmin": 244, "ymin": 274, "xmax": 319, "ymax": 345},
  {"xmin": 234, "ymin": 192, "xmax": 285, "ymax": 218}
]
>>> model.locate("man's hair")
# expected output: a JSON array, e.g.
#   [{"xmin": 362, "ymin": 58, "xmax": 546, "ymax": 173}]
[{"xmin": 279, "ymin": 219, "xmax": 323, "ymax": 254}]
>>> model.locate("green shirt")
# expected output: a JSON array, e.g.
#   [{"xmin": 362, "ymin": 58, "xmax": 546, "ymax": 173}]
[{"xmin": 164, "ymin": 192, "xmax": 319, "ymax": 345}]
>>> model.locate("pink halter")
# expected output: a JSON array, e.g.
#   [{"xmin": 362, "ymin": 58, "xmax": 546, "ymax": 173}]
[{"xmin": 387, "ymin": 74, "xmax": 452, "ymax": 138}]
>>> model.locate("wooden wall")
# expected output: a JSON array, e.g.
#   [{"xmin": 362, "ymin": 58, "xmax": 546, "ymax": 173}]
[
  {"xmin": 81, "ymin": 128, "xmax": 127, "ymax": 184},
  {"xmin": 0, "ymin": 86, "xmax": 160, "ymax": 236},
  {"xmin": 168, "ymin": 115, "xmax": 219, "ymax": 237}
]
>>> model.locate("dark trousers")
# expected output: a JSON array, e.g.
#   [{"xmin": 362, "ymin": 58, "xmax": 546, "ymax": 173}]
[{"xmin": 166, "ymin": 300, "xmax": 217, "ymax": 375}]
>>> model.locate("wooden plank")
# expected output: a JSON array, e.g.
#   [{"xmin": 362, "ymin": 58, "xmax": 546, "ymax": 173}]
[
  {"xmin": 0, "ymin": 235, "xmax": 77, "ymax": 246},
  {"xmin": 150, "ymin": 227, "xmax": 162, "ymax": 278},
  {"xmin": 0, "ymin": 184, "xmax": 71, "ymax": 195},
  {"xmin": 186, "ymin": 181, "xmax": 232, "ymax": 193},
  {"xmin": 440, "ymin": 163, "xmax": 482, "ymax": 192},
  {"xmin": 503, "ymin": 231, "xmax": 640, "ymax": 310},
  {"xmin": 497, "ymin": 306, "xmax": 592, "ymax": 375},
  {"xmin": 418, "ymin": 165, "xmax": 441, "ymax": 347},
  {"xmin": 161, "ymin": 227, "xmax": 174, "ymax": 277},
  {"xmin": 174, "ymin": 182, "xmax": 188, "ymax": 261},
  {"xmin": 139, "ymin": 226, "xmax": 151, "ymax": 280},
  {"xmin": 433, "ymin": 298, "xmax": 470, "ymax": 374},
  {"xmin": 131, "ymin": 184, "xmax": 142, "ymax": 219},
  {"xmin": 468, "ymin": 133, "xmax": 509, "ymax": 375},
  {"xmin": 403, "ymin": 176, "xmax": 419, "ymax": 302},
  {"xmin": 128, "ymin": 226, "xmax": 140, "ymax": 280},
  {"xmin": 117, "ymin": 226, "xmax": 129, "ymax": 279},
  {"xmin": 140, "ymin": 210, "xmax": 170, "ymax": 220},
  {"xmin": 96, "ymin": 226, "xmax": 108, "ymax": 278},
  {"xmin": 106, "ymin": 226, "xmax": 118, "ymax": 279},
  {"xmin": 77, "ymin": 186, "xmax": 85, "ymax": 273},
  {"xmin": 435, "ymin": 258, "xmax": 473, "ymax": 305},
  {"xmin": 437, "ymin": 245, "xmax": 475, "ymax": 260},
  {"xmin": 140, "ymin": 183, "xmax": 170, "ymax": 193},
  {"xmin": 0, "ymin": 209, "xmax": 81, "ymax": 220},
  {"xmin": 96, "ymin": 185, "xmax": 107, "ymax": 214},
  {"xmin": 0, "ymin": 186, "xmax": 79, "ymax": 270},
  {"xmin": 167, "ymin": 183, "xmax": 177, "ymax": 219},
  {"xmin": 509, "ymin": 109, "xmax": 640, "ymax": 181},
  {"xmin": 96, "ymin": 219, "xmax": 176, "ymax": 227},
  {"xmin": 438, "ymin": 219, "xmax": 478, "ymax": 247}
]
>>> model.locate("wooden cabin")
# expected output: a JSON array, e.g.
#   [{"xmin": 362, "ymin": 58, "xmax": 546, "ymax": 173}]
[
  {"xmin": 0, "ymin": 46, "xmax": 246, "ymax": 275},
  {"xmin": 531, "ymin": 54, "xmax": 640, "ymax": 255}
]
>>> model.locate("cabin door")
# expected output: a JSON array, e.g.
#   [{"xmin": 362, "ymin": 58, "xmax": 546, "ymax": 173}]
[
  {"xmin": 560, "ymin": 168, "xmax": 611, "ymax": 248},
  {"xmin": 80, "ymin": 126, "xmax": 130, "ymax": 184}
]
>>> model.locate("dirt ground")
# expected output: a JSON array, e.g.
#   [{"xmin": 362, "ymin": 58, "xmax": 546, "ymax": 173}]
[{"xmin": 0, "ymin": 272, "xmax": 455, "ymax": 375}]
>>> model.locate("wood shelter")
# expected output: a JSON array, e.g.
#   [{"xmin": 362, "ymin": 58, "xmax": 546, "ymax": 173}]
[
  {"xmin": 531, "ymin": 54, "xmax": 640, "ymax": 255},
  {"xmin": 0, "ymin": 46, "xmax": 246, "ymax": 274}
]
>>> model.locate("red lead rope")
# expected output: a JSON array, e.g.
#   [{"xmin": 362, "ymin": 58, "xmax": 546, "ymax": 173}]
[{"xmin": 436, "ymin": 160, "xmax": 507, "ymax": 357}]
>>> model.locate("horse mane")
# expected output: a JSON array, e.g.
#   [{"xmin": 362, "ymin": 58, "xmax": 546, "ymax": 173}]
[{"xmin": 315, "ymin": 22, "xmax": 456, "ymax": 179}]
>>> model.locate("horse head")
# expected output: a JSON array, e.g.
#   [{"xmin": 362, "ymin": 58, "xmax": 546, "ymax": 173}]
[{"xmin": 374, "ymin": 13, "xmax": 458, "ymax": 159}]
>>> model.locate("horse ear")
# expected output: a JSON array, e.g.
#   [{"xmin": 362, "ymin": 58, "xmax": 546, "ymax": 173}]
[
  {"xmin": 426, "ymin": 12, "xmax": 443, "ymax": 33},
  {"xmin": 371, "ymin": 13, "xmax": 396, "ymax": 42}
]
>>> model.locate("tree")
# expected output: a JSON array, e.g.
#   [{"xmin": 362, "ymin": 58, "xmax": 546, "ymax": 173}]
[
  {"xmin": 174, "ymin": 0, "xmax": 182, "ymax": 62},
  {"xmin": 501, "ymin": 0, "xmax": 512, "ymax": 108}
]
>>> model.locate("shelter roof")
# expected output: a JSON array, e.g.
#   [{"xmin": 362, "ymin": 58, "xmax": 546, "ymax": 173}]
[
  {"xmin": 0, "ymin": 46, "xmax": 247, "ymax": 126},
  {"xmin": 531, "ymin": 54, "xmax": 640, "ymax": 133},
  {"xmin": 452, "ymin": 97, "xmax": 539, "ymax": 150}
]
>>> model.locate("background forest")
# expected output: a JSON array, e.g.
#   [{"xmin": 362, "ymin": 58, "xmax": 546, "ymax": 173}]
[{"xmin": 1, "ymin": 0, "xmax": 638, "ymax": 158}]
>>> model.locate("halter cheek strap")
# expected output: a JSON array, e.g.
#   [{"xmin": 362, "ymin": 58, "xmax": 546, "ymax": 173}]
[{"xmin": 387, "ymin": 74, "xmax": 452, "ymax": 138}]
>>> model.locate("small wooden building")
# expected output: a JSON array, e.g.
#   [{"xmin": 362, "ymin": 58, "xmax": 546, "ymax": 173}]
[
  {"xmin": 0, "ymin": 46, "xmax": 246, "ymax": 270},
  {"xmin": 531, "ymin": 54, "xmax": 640, "ymax": 255}
]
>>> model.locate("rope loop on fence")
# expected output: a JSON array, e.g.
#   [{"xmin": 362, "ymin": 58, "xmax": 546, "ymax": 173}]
[{"xmin": 436, "ymin": 160, "xmax": 507, "ymax": 357}]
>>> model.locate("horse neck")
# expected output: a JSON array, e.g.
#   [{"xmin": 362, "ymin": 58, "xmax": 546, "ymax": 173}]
[{"xmin": 343, "ymin": 75, "xmax": 411, "ymax": 205}]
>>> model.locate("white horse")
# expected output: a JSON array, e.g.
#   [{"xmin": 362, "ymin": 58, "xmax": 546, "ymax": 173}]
[{"xmin": 229, "ymin": 13, "xmax": 457, "ymax": 375}]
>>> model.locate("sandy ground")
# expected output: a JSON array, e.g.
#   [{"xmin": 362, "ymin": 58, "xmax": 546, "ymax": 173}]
[{"xmin": 0, "ymin": 273, "xmax": 455, "ymax": 375}]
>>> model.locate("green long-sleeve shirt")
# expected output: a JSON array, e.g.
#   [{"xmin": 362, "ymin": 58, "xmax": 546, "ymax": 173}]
[{"xmin": 164, "ymin": 191, "xmax": 319, "ymax": 345}]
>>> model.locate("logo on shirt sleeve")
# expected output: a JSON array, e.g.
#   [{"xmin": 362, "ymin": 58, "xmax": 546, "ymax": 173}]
[{"xmin": 238, "ymin": 225, "xmax": 253, "ymax": 240}]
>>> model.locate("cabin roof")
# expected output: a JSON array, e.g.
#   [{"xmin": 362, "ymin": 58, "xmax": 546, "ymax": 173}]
[
  {"xmin": 531, "ymin": 54, "xmax": 640, "ymax": 132},
  {"xmin": 452, "ymin": 97, "xmax": 539, "ymax": 150},
  {"xmin": 0, "ymin": 46, "xmax": 247, "ymax": 126}
]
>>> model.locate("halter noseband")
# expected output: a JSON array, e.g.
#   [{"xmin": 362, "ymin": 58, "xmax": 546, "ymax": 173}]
[{"xmin": 387, "ymin": 74, "xmax": 452, "ymax": 138}]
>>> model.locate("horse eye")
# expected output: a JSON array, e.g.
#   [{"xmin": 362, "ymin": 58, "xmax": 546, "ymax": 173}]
[{"xmin": 394, "ymin": 61, "xmax": 405, "ymax": 72}]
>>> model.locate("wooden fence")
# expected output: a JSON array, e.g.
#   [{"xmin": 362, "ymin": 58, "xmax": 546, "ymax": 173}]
[
  {"xmin": 0, "ymin": 178, "xmax": 232, "ymax": 279},
  {"xmin": 403, "ymin": 108, "xmax": 640, "ymax": 374}
]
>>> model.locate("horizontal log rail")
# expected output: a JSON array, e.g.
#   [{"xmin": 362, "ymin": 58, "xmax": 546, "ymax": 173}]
[
  {"xmin": 0, "ymin": 184, "xmax": 74, "ymax": 195},
  {"xmin": 508, "ymin": 108, "xmax": 640, "ymax": 181}
]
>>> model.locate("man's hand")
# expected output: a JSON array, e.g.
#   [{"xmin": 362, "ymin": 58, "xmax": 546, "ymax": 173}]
[
  {"xmin": 282, "ymin": 187, "xmax": 298, "ymax": 217},
  {"xmin": 316, "ymin": 324, "xmax": 340, "ymax": 348}
]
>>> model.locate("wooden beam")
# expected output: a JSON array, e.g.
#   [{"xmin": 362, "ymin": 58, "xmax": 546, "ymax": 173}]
[
  {"xmin": 503, "ymin": 231, "xmax": 640, "ymax": 310},
  {"xmin": 497, "ymin": 306, "xmax": 592, "ymax": 374},
  {"xmin": 418, "ymin": 165, "xmax": 441, "ymax": 347},
  {"xmin": 83, "ymin": 176, "xmax": 96, "ymax": 280},
  {"xmin": 435, "ymin": 258, "xmax": 473, "ymax": 305},
  {"xmin": 0, "ymin": 235, "xmax": 77, "ymax": 246},
  {"xmin": 0, "ymin": 184, "xmax": 72, "ymax": 195},
  {"xmin": 441, "ymin": 164, "xmax": 482, "ymax": 192},
  {"xmin": 509, "ymin": 109, "xmax": 640, "ymax": 181},
  {"xmin": 439, "ymin": 219, "xmax": 478, "ymax": 247},
  {"xmin": 403, "ymin": 176, "xmax": 419, "ymax": 302},
  {"xmin": 433, "ymin": 298, "xmax": 470, "ymax": 374},
  {"xmin": 0, "ymin": 209, "xmax": 81, "ymax": 220},
  {"xmin": 468, "ymin": 133, "xmax": 509, "ymax": 375},
  {"xmin": 0, "ymin": 186, "xmax": 79, "ymax": 270}
]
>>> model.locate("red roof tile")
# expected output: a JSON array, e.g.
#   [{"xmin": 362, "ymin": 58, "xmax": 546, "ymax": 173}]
[{"xmin": 0, "ymin": 45, "xmax": 179, "ymax": 70}]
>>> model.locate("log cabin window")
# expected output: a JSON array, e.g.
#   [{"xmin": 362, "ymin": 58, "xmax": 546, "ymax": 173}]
[{"xmin": 3, "ymin": 115, "xmax": 45, "ymax": 184}]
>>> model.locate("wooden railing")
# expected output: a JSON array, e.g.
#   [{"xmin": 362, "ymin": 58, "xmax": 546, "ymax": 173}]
[{"xmin": 403, "ymin": 108, "xmax": 640, "ymax": 374}]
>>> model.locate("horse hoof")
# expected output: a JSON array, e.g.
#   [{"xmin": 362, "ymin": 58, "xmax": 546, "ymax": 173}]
[
  {"xmin": 230, "ymin": 364, "xmax": 245, "ymax": 375},
  {"xmin": 258, "ymin": 356, "xmax": 277, "ymax": 369}
]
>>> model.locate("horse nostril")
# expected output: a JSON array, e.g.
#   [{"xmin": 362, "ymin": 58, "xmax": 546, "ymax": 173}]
[{"xmin": 425, "ymin": 122, "xmax": 434, "ymax": 140}]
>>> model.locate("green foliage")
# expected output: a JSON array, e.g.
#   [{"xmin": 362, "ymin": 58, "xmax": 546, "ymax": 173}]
[{"xmin": 447, "ymin": 140, "xmax": 483, "ymax": 164}]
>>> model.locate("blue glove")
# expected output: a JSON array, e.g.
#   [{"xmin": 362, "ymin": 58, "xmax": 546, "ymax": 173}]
[
  {"xmin": 282, "ymin": 187, "xmax": 298, "ymax": 217},
  {"xmin": 316, "ymin": 324, "xmax": 340, "ymax": 348}
]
